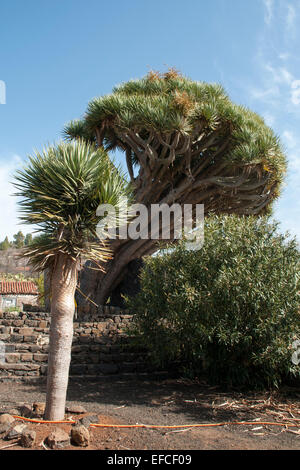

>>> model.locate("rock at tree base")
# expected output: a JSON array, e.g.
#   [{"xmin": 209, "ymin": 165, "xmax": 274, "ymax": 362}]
[
  {"xmin": 20, "ymin": 430, "xmax": 36, "ymax": 448},
  {"xmin": 0, "ymin": 414, "xmax": 15, "ymax": 426},
  {"xmin": 7, "ymin": 409, "xmax": 19, "ymax": 416},
  {"xmin": 78, "ymin": 415, "xmax": 99, "ymax": 427},
  {"xmin": 45, "ymin": 428, "xmax": 70, "ymax": 449},
  {"xmin": 71, "ymin": 424, "xmax": 90, "ymax": 447},
  {"xmin": 19, "ymin": 405, "xmax": 33, "ymax": 418},
  {"xmin": 32, "ymin": 402, "xmax": 45, "ymax": 417},
  {"xmin": 0, "ymin": 424, "xmax": 10, "ymax": 435},
  {"xmin": 65, "ymin": 405, "xmax": 87, "ymax": 414},
  {"xmin": 5, "ymin": 424, "xmax": 27, "ymax": 440}
]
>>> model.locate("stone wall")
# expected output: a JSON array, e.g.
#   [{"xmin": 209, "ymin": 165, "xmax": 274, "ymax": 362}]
[
  {"xmin": 0, "ymin": 308, "xmax": 164, "ymax": 382},
  {"xmin": 75, "ymin": 303, "xmax": 127, "ymax": 321}
]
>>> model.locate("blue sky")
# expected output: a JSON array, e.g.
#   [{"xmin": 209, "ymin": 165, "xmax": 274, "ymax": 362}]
[{"xmin": 0, "ymin": 0, "xmax": 299, "ymax": 242}]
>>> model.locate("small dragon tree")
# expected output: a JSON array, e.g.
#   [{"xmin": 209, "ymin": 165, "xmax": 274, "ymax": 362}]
[
  {"xmin": 64, "ymin": 69, "xmax": 287, "ymax": 305},
  {"xmin": 14, "ymin": 140, "xmax": 130, "ymax": 420}
]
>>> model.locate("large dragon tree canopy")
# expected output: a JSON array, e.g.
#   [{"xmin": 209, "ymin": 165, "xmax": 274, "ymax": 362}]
[{"xmin": 64, "ymin": 69, "xmax": 286, "ymax": 215}]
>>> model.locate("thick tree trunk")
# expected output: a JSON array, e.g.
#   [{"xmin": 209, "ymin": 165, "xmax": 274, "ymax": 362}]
[
  {"xmin": 44, "ymin": 254, "xmax": 77, "ymax": 421},
  {"xmin": 109, "ymin": 258, "xmax": 144, "ymax": 307},
  {"xmin": 77, "ymin": 237, "xmax": 158, "ymax": 308},
  {"xmin": 95, "ymin": 239, "xmax": 157, "ymax": 305}
]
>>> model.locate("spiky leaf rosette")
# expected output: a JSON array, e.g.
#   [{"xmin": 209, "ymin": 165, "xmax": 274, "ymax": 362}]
[
  {"xmin": 64, "ymin": 69, "xmax": 286, "ymax": 215},
  {"xmin": 14, "ymin": 140, "xmax": 131, "ymax": 271}
]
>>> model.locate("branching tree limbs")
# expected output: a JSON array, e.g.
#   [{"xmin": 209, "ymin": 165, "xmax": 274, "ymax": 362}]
[{"xmin": 64, "ymin": 70, "xmax": 286, "ymax": 305}]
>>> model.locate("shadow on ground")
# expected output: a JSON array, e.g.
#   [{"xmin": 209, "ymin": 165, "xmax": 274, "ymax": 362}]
[{"xmin": 3, "ymin": 376, "xmax": 299, "ymax": 427}]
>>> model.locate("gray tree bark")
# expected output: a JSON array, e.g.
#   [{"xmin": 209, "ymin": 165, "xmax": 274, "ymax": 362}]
[{"xmin": 44, "ymin": 254, "xmax": 77, "ymax": 421}]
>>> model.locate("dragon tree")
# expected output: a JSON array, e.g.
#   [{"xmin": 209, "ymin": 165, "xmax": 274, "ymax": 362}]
[
  {"xmin": 64, "ymin": 69, "xmax": 286, "ymax": 306},
  {"xmin": 14, "ymin": 141, "xmax": 130, "ymax": 420}
]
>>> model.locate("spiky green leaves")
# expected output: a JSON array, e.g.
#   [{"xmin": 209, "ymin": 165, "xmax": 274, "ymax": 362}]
[
  {"xmin": 14, "ymin": 140, "xmax": 131, "ymax": 270},
  {"xmin": 64, "ymin": 71, "xmax": 286, "ymax": 185},
  {"xmin": 63, "ymin": 119, "xmax": 95, "ymax": 143},
  {"xmin": 81, "ymin": 76, "xmax": 231, "ymax": 135}
]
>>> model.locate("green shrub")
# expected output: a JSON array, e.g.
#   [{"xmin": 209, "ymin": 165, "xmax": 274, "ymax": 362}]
[{"xmin": 127, "ymin": 216, "xmax": 300, "ymax": 389}]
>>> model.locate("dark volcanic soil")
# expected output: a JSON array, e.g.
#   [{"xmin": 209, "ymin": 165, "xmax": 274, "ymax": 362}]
[{"xmin": 0, "ymin": 377, "xmax": 299, "ymax": 450}]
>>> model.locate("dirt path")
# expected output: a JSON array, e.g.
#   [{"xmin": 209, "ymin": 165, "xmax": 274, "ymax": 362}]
[{"xmin": 0, "ymin": 377, "xmax": 299, "ymax": 450}]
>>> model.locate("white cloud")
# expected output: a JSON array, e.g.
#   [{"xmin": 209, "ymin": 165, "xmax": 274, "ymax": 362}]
[
  {"xmin": 264, "ymin": 64, "xmax": 293, "ymax": 85},
  {"xmin": 288, "ymin": 152, "xmax": 300, "ymax": 172},
  {"xmin": 262, "ymin": 111, "xmax": 275, "ymax": 126},
  {"xmin": 253, "ymin": 61, "xmax": 300, "ymax": 109},
  {"xmin": 0, "ymin": 155, "xmax": 32, "ymax": 242},
  {"xmin": 291, "ymin": 80, "xmax": 300, "ymax": 105},
  {"xmin": 250, "ymin": 85, "xmax": 280, "ymax": 104},
  {"xmin": 282, "ymin": 130, "xmax": 300, "ymax": 172},
  {"xmin": 283, "ymin": 130, "xmax": 297, "ymax": 148},
  {"xmin": 286, "ymin": 3, "xmax": 296, "ymax": 29},
  {"xmin": 263, "ymin": 0, "xmax": 274, "ymax": 26},
  {"xmin": 277, "ymin": 67, "xmax": 293, "ymax": 85},
  {"xmin": 253, "ymin": 1, "xmax": 300, "ymax": 110},
  {"xmin": 278, "ymin": 52, "xmax": 290, "ymax": 61}
]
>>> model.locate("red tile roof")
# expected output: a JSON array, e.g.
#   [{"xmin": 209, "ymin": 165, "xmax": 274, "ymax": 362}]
[{"xmin": 0, "ymin": 281, "xmax": 38, "ymax": 295}]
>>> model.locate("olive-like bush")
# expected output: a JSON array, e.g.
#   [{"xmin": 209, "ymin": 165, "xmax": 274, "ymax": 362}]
[{"xmin": 127, "ymin": 216, "xmax": 300, "ymax": 388}]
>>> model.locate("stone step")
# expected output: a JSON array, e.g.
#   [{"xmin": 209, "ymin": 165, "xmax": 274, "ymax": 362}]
[
  {"xmin": 2, "ymin": 351, "xmax": 148, "ymax": 366},
  {"xmin": 110, "ymin": 352, "xmax": 149, "ymax": 361},
  {"xmin": 0, "ymin": 333, "xmax": 134, "ymax": 347},
  {"xmin": 0, "ymin": 327, "xmax": 133, "ymax": 336},
  {"xmin": 0, "ymin": 324, "xmax": 128, "ymax": 333},
  {"xmin": 1, "ymin": 342, "xmax": 147, "ymax": 358},
  {"xmin": 0, "ymin": 312, "xmax": 131, "ymax": 322},
  {"xmin": 0, "ymin": 370, "xmax": 169, "ymax": 383},
  {"xmin": 4, "ymin": 353, "xmax": 48, "ymax": 363},
  {"xmin": 0, "ymin": 362, "xmax": 41, "ymax": 377},
  {"xmin": 0, "ymin": 311, "xmax": 50, "ymax": 320},
  {"xmin": 69, "ymin": 362, "xmax": 158, "ymax": 375},
  {"xmin": 0, "ymin": 362, "xmax": 40, "ymax": 370},
  {"xmin": 0, "ymin": 319, "xmax": 132, "ymax": 329},
  {"xmin": 0, "ymin": 363, "xmax": 159, "ymax": 379},
  {"xmin": 2, "ymin": 344, "xmax": 145, "ymax": 357},
  {"xmin": 71, "ymin": 350, "xmax": 148, "ymax": 360},
  {"xmin": 3, "ymin": 343, "xmax": 49, "ymax": 353},
  {"xmin": 0, "ymin": 319, "xmax": 50, "ymax": 328},
  {"xmin": 0, "ymin": 332, "xmax": 47, "ymax": 343}
]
